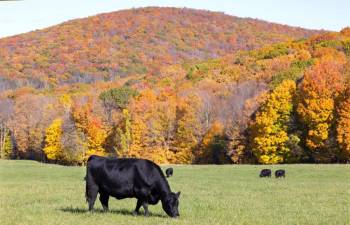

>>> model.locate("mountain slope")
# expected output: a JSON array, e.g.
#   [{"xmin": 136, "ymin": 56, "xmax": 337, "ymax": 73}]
[
  {"xmin": 0, "ymin": 7, "xmax": 322, "ymax": 91},
  {"xmin": 1, "ymin": 22, "xmax": 350, "ymax": 164}
]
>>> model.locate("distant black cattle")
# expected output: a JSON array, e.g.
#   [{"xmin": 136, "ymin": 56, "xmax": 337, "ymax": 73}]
[
  {"xmin": 275, "ymin": 169, "xmax": 285, "ymax": 178},
  {"xmin": 259, "ymin": 169, "xmax": 271, "ymax": 177},
  {"xmin": 85, "ymin": 155, "xmax": 180, "ymax": 217},
  {"xmin": 165, "ymin": 168, "xmax": 173, "ymax": 178}
]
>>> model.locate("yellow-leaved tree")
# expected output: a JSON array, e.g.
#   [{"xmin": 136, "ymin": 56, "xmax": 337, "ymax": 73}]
[
  {"xmin": 129, "ymin": 114, "xmax": 146, "ymax": 158},
  {"xmin": 59, "ymin": 94, "xmax": 73, "ymax": 112},
  {"xmin": 85, "ymin": 117, "xmax": 107, "ymax": 158},
  {"xmin": 1, "ymin": 130, "xmax": 13, "ymax": 159},
  {"xmin": 172, "ymin": 96, "xmax": 201, "ymax": 164},
  {"xmin": 250, "ymin": 80, "xmax": 296, "ymax": 164},
  {"xmin": 116, "ymin": 109, "xmax": 132, "ymax": 157},
  {"xmin": 44, "ymin": 118, "xmax": 63, "ymax": 161}
]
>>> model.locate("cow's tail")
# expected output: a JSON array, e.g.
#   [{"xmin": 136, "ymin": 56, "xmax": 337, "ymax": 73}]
[
  {"xmin": 85, "ymin": 161, "xmax": 92, "ymax": 203},
  {"xmin": 85, "ymin": 156, "xmax": 96, "ymax": 203},
  {"xmin": 85, "ymin": 171, "xmax": 89, "ymax": 203}
]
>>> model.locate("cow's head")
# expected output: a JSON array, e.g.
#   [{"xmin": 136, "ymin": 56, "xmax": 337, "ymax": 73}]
[{"xmin": 162, "ymin": 191, "xmax": 180, "ymax": 218}]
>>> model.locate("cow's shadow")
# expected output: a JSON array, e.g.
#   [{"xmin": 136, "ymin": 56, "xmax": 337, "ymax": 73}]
[{"xmin": 59, "ymin": 206, "xmax": 167, "ymax": 218}]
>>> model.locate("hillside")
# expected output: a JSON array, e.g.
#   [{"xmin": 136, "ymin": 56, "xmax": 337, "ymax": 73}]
[
  {"xmin": 2, "ymin": 8, "xmax": 350, "ymax": 165},
  {"xmin": 0, "ymin": 7, "xmax": 321, "ymax": 91},
  {"xmin": 1, "ymin": 28, "xmax": 350, "ymax": 165}
]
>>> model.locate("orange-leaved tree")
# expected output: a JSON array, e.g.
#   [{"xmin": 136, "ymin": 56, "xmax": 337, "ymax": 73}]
[
  {"xmin": 297, "ymin": 60, "xmax": 344, "ymax": 162},
  {"xmin": 71, "ymin": 98, "xmax": 107, "ymax": 163},
  {"xmin": 336, "ymin": 85, "xmax": 350, "ymax": 161}
]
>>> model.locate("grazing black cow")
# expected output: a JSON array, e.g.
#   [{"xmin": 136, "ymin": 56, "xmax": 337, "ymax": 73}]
[
  {"xmin": 259, "ymin": 169, "xmax": 271, "ymax": 177},
  {"xmin": 165, "ymin": 168, "xmax": 173, "ymax": 178},
  {"xmin": 275, "ymin": 169, "xmax": 285, "ymax": 178},
  {"xmin": 85, "ymin": 155, "xmax": 180, "ymax": 217}
]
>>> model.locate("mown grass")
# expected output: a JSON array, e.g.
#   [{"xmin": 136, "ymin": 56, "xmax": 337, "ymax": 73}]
[{"xmin": 0, "ymin": 160, "xmax": 349, "ymax": 225}]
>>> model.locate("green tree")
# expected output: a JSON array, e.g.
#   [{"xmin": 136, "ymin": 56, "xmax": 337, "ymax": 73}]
[{"xmin": 99, "ymin": 86, "xmax": 139, "ymax": 111}]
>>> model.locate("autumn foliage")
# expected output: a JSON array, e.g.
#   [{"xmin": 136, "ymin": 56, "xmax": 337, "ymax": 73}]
[
  {"xmin": 1, "ymin": 8, "xmax": 350, "ymax": 164},
  {"xmin": 336, "ymin": 86, "xmax": 350, "ymax": 159},
  {"xmin": 71, "ymin": 99, "xmax": 107, "ymax": 163},
  {"xmin": 250, "ymin": 80, "xmax": 296, "ymax": 164},
  {"xmin": 0, "ymin": 7, "xmax": 319, "ymax": 92},
  {"xmin": 44, "ymin": 119, "xmax": 63, "ymax": 161},
  {"xmin": 297, "ymin": 60, "xmax": 344, "ymax": 161}
]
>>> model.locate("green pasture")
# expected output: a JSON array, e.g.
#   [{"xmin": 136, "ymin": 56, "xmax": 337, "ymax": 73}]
[{"xmin": 0, "ymin": 160, "xmax": 349, "ymax": 225}]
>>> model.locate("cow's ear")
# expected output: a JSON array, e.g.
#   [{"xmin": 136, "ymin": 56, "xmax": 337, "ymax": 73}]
[{"xmin": 176, "ymin": 191, "xmax": 181, "ymax": 198}]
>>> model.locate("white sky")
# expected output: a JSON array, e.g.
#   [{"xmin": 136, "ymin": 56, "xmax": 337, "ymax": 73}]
[{"xmin": 0, "ymin": 0, "xmax": 349, "ymax": 38}]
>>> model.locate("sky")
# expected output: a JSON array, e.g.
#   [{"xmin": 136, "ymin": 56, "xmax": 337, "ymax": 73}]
[{"xmin": 0, "ymin": 0, "xmax": 349, "ymax": 38}]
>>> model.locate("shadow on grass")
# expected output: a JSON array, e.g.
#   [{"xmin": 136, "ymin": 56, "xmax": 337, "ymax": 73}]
[{"xmin": 59, "ymin": 206, "xmax": 167, "ymax": 218}]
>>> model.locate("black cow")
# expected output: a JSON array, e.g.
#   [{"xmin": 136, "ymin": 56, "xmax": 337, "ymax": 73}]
[
  {"xmin": 259, "ymin": 169, "xmax": 271, "ymax": 177},
  {"xmin": 275, "ymin": 169, "xmax": 285, "ymax": 178},
  {"xmin": 165, "ymin": 168, "xmax": 173, "ymax": 178},
  {"xmin": 85, "ymin": 155, "xmax": 180, "ymax": 217}
]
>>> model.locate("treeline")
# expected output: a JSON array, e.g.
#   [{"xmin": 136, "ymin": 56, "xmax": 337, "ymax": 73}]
[
  {"xmin": 0, "ymin": 80, "xmax": 265, "ymax": 165},
  {"xmin": 1, "ymin": 29, "xmax": 350, "ymax": 164},
  {"xmin": 250, "ymin": 62, "xmax": 350, "ymax": 163}
]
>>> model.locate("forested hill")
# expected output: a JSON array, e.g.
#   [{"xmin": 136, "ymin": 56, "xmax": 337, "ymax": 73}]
[
  {"xmin": 0, "ymin": 7, "xmax": 321, "ymax": 91},
  {"xmin": 3, "ymin": 7, "xmax": 350, "ymax": 166},
  {"xmin": 2, "ymin": 28, "xmax": 350, "ymax": 165}
]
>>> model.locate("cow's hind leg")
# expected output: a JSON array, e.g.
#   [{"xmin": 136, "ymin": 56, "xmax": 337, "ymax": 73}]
[
  {"xmin": 87, "ymin": 185, "xmax": 99, "ymax": 212},
  {"xmin": 133, "ymin": 199, "xmax": 143, "ymax": 216},
  {"xmin": 99, "ymin": 192, "xmax": 109, "ymax": 212}
]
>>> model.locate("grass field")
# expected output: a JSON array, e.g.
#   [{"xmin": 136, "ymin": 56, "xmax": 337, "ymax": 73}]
[{"xmin": 0, "ymin": 160, "xmax": 349, "ymax": 225}]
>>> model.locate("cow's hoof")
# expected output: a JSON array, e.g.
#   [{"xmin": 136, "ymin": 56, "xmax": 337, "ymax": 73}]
[{"xmin": 132, "ymin": 211, "xmax": 138, "ymax": 216}]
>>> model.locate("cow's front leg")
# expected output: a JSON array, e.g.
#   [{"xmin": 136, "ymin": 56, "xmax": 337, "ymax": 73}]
[
  {"xmin": 133, "ymin": 199, "xmax": 143, "ymax": 216},
  {"xmin": 142, "ymin": 202, "xmax": 149, "ymax": 216}
]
